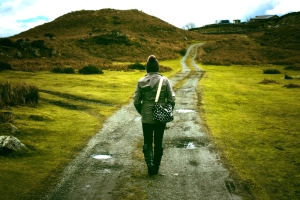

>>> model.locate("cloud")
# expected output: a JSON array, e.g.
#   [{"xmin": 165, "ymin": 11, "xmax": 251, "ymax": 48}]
[
  {"xmin": 266, "ymin": 0, "xmax": 299, "ymax": 15},
  {"xmin": 0, "ymin": 0, "xmax": 37, "ymax": 17},
  {"xmin": 16, "ymin": 15, "xmax": 49, "ymax": 23},
  {"xmin": 239, "ymin": 0, "xmax": 280, "ymax": 21}
]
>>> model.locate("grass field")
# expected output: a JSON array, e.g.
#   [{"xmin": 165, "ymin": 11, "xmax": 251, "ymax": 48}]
[
  {"xmin": 2, "ymin": 60, "xmax": 299, "ymax": 199},
  {"xmin": 0, "ymin": 59, "xmax": 181, "ymax": 200},
  {"xmin": 199, "ymin": 65, "xmax": 300, "ymax": 200}
]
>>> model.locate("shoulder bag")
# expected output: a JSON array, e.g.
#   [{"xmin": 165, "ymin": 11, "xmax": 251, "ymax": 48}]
[{"xmin": 152, "ymin": 77, "xmax": 174, "ymax": 123}]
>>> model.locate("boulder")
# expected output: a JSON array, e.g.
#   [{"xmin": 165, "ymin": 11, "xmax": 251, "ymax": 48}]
[
  {"xmin": 0, "ymin": 136, "xmax": 27, "ymax": 151},
  {"xmin": 285, "ymin": 74, "xmax": 293, "ymax": 79}
]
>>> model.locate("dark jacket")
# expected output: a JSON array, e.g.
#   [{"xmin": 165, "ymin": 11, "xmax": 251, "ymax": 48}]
[{"xmin": 133, "ymin": 72, "xmax": 175, "ymax": 124}]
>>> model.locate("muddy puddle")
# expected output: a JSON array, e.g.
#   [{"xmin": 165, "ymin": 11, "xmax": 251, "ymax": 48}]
[
  {"xmin": 165, "ymin": 139, "xmax": 203, "ymax": 149},
  {"xmin": 176, "ymin": 109, "xmax": 196, "ymax": 113},
  {"xmin": 91, "ymin": 154, "xmax": 112, "ymax": 160}
]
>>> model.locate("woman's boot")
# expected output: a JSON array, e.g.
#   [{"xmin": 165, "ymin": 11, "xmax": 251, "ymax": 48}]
[
  {"xmin": 143, "ymin": 144, "xmax": 155, "ymax": 175},
  {"xmin": 153, "ymin": 147, "xmax": 163, "ymax": 175}
]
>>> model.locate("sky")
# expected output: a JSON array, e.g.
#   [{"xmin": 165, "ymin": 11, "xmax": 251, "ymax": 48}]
[{"xmin": 0, "ymin": 0, "xmax": 299, "ymax": 38}]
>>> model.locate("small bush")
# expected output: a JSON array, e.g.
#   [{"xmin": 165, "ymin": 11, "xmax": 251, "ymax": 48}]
[
  {"xmin": 159, "ymin": 65, "xmax": 172, "ymax": 72},
  {"xmin": 79, "ymin": 65, "xmax": 103, "ymax": 74},
  {"xmin": 0, "ymin": 38, "xmax": 13, "ymax": 47},
  {"xmin": 44, "ymin": 33, "xmax": 55, "ymax": 39},
  {"xmin": 52, "ymin": 67, "xmax": 75, "ymax": 74},
  {"xmin": 0, "ymin": 62, "xmax": 13, "ymax": 72},
  {"xmin": 127, "ymin": 63, "xmax": 145, "ymax": 70},
  {"xmin": 0, "ymin": 81, "xmax": 39, "ymax": 108},
  {"xmin": 283, "ymin": 83, "xmax": 300, "ymax": 88},
  {"xmin": 179, "ymin": 48, "xmax": 187, "ymax": 56},
  {"xmin": 31, "ymin": 40, "xmax": 45, "ymax": 49},
  {"xmin": 259, "ymin": 78, "xmax": 280, "ymax": 84},
  {"xmin": 263, "ymin": 69, "xmax": 281, "ymax": 74},
  {"xmin": 93, "ymin": 31, "xmax": 131, "ymax": 45}
]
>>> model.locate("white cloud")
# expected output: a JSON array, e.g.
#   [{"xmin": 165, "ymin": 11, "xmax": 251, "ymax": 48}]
[{"xmin": 266, "ymin": 0, "xmax": 300, "ymax": 15}]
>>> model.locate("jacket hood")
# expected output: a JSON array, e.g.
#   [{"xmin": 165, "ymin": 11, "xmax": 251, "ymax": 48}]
[{"xmin": 139, "ymin": 72, "xmax": 162, "ymax": 91}]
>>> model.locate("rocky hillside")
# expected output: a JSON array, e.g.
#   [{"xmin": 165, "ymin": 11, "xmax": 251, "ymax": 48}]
[
  {"xmin": 1, "ymin": 9, "xmax": 299, "ymax": 70},
  {"xmin": 0, "ymin": 9, "xmax": 202, "ymax": 71},
  {"xmin": 193, "ymin": 11, "xmax": 300, "ymax": 66},
  {"xmin": 193, "ymin": 11, "xmax": 300, "ymax": 34}
]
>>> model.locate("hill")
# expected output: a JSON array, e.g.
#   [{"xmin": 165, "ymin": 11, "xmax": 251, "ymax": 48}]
[
  {"xmin": 193, "ymin": 11, "xmax": 300, "ymax": 66},
  {"xmin": 0, "ymin": 9, "xmax": 202, "ymax": 71},
  {"xmin": 1, "ymin": 9, "xmax": 300, "ymax": 70}
]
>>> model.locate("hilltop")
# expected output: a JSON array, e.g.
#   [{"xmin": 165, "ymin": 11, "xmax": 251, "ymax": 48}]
[
  {"xmin": 0, "ymin": 9, "xmax": 203, "ymax": 71},
  {"xmin": 0, "ymin": 9, "xmax": 300, "ymax": 70}
]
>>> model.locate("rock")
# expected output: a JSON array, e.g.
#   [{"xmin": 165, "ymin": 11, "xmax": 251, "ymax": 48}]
[
  {"xmin": 17, "ymin": 52, "xmax": 22, "ymax": 58},
  {"xmin": 34, "ymin": 49, "xmax": 40, "ymax": 57},
  {"xmin": 285, "ymin": 74, "xmax": 293, "ymax": 79},
  {"xmin": 0, "ymin": 136, "xmax": 6, "ymax": 145},
  {"xmin": 51, "ymin": 49, "xmax": 57, "ymax": 56},
  {"xmin": 0, "ymin": 136, "xmax": 27, "ymax": 151}
]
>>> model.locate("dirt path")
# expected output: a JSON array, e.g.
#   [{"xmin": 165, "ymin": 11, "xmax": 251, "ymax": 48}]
[{"xmin": 43, "ymin": 44, "xmax": 243, "ymax": 200}]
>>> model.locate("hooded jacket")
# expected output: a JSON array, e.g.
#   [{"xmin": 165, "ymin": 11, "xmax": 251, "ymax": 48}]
[{"xmin": 133, "ymin": 72, "xmax": 175, "ymax": 124}]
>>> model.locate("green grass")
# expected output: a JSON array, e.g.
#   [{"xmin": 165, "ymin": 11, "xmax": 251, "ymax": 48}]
[
  {"xmin": 0, "ymin": 70, "xmax": 143, "ymax": 199},
  {"xmin": 0, "ymin": 60, "xmax": 180, "ymax": 200},
  {"xmin": 199, "ymin": 65, "xmax": 300, "ymax": 200},
  {"xmin": 160, "ymin": 57, "xmax": 183, "ymax": 78}
]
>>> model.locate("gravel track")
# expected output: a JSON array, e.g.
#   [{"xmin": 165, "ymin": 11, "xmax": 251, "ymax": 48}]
[{"xmin": 43, "ymin": 43, "xmax": 244, "ymax": 200}]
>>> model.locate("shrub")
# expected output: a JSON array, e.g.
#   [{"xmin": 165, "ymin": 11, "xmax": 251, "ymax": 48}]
[
  {"xmin": 159, "ymin": 65, "xmax": 172, "ymax": 72},
  {"xmin": 127, "ymin": 63, "xmax": 145, "ymax": 70},
  {"xmin": 259, "ymin": 78, "xmax": 280, "ymax": 84},
  {"xmin": 263, "ymin": 69, "xmax": 281, "ymax": 74},
  {"xmin": 179, "ymin": 48, "xmax": 187, "ymax": 56},
  {"xmin": 44, "ymin": 33, "xmax": 55, "ymax": 39},
  {"xmin": 31, "ymin": 40, "xmax": 45, "ymax": 49},
  {"xmin": 0, "ymin": 62, "xmax": 13, "ymax": 72},
  {"xmin": 93, "ymin": 31, "xmax": 131, "ymax": 45},
  {"xmin": 0, "ymin": 81, "xmax": 39, "ymax": 108},
  {"xmin": 0, "ymin": 38, "xmax": 13, "ymax": 47},
  {"xmin": 79, "ymin": 65, "xmax": 103, "ymax": 74},
  {"xmin": 283, "ymin": 83, "xmax": 300, "ymax": 88},
  {"xmin": 52, "ymin": 67, "xmax": 75, "ymax": 74}
]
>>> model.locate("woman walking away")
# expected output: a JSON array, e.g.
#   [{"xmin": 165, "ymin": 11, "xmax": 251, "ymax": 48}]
[{"xmin": 133, "ymin": 55, "xmax": 175, "ymax": 175}]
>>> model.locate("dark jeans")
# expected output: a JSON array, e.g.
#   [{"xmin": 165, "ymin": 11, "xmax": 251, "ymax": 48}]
[{"xmin": 142, "ymin": 123, "xmax": 166, "ymax": 151}]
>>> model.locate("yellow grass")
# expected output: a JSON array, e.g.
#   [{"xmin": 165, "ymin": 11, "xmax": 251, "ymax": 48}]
[
  {"xmin": 0, "ymin": 60, "xmax": 179, "ymax": 199},
  {"xmin": 199, "ymin": 65, "xmax": 300, "ymax": 200}
]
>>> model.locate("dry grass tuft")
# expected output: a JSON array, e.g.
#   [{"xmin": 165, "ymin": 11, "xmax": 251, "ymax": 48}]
[
  {"xmin": 283, "ymin": 83, "xmax": 300, "ymax": 88},
  {"xmin": 0, "ymin": 81, "xmax": 39, "ymax": 108},
  {"xmin": 259, "ymin": 78, "xmax": 281, "ymax": 84}
]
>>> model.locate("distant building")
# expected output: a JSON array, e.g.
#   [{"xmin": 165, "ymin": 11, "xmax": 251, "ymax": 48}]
[
  {"xmin": 215, "ymin": 20, "xmax": 230, "ymax": 24},
  {"xmin": 250, "ymin": 15, "xmax": 278, "ymax": 22},
  {"xmin": 233, "ymin": 19, "xmax": 241, "ymax": 24}
]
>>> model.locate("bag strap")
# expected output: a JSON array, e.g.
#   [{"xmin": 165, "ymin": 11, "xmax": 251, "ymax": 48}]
[{"xmin": 155, "ymin": 77, "xmax": 164, "ymax": 103}]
